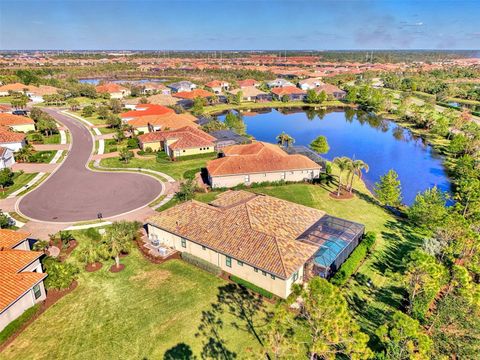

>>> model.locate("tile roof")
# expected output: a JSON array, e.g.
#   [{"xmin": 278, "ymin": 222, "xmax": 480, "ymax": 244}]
[
  {"xmin": 0, "ymin": 249, "xmax": 46, "ymax": 313},
  {"xmin": 207, "ymin": 142, "xmax": 320, "ymax": 176},
  {"xmin": 0, "ymin": 127, "xmax": 26, "ymax": 143},
  {"xmin": 95, "ymin": 83, "xmax": 128, "ymax": 94},
  {"xmin": 229, "ymin": 86, "xmax": 267, "ymax": 98},
  {"xmin": 127, "ymin": 113, "xmax": 197, "ymax": 129},
  {"xmin": 147, "ymin": 190, "xmax": 324, "ymax": 278},
  {"xmin": 205, "ymin": 80, "xmax": 228, "ymax": 88},
  {"xmin": 0, "ymin": 113, "xmax": 34, "ymax": 126},
  {"xmin": 173, "ymin": 89, "xmax": 215, "ymax": 99},
  {"xmin": 314, "ymin": 83, "xmax": 345, "ymax": 94},
  {"xmin": 237, "ymin": 79, "xmax": 259, "ymax": 87},
  {"xmin": 271, "ymin": 86, "xmax": 306, "ymax": 96},
  {"xmin": 0, "ymin": 229, "xmax": 30, "ymax": 250},
  {"xmin": 138, "ymin": 126, "xmax": 215, "ymax": 150},
  {"xmin": 0, "ymin": 83, "xmax": 30, "ymax": 92},
  {"xmin": 120, "ymin": 104, "xmax": 175, "ymax": 118}
]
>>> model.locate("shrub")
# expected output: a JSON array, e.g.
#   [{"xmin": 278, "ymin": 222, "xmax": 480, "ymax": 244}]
[
  {"xmin": 230, "ymin": 275, "xmax": 274, "ymax": 299},
  {"xmin": 145, "ymin": 147, "xmax": 153, "ymax": 153},
  {"xmin": 181, "ymin": 252, "xmax": 221, "ymax": 276},
  {"xmin": 127, "ymin": 137, "xmax": 139, "ymax": 149},
  {"xmin": 0, "ymin": 304, "xmax": 39, "ymax": 344},
  {"xmin": 331, "ymin": 232, "xmax": 377, "ymax": 286},
  {"xmin": 84, "ymin": 227, "xmax": 102, "ymax": 241},
  {"xmin": 183, "ymin": 168, "xmax": 198, "ymax": 180},
  {"xmin": 42, "ymin": 257, "xmax": 79, "ymax": 290}
]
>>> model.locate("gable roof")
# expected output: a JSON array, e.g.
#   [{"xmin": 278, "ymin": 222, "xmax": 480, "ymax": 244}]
[
  {"xmin": 0, "ymin": 113, "xmax": 35, "ymax": 126},
  {"xmin": 147, "ymin": 190, "xmax": 324, "ymax": 278},
  {"xmin": 120, "ymin": 104, "xmax": 174, "ymax": 119},
  {"xmin": 0, "ymin": 229, "xmax": 30, "ymax": 250},
  {"xmin": 173, "ymin": 89, "xmax": 215, "ymax": 99},
  {"xmin": 271, "ymin": 86, "xmax": 306, "ymax": 96},
  {"xmin": 207, "ymin": 142, "xmax": 320, "ymax": 176},
  {"xmin": 138, "ymin": 126, "xmax": 215, "ymax": 149}
]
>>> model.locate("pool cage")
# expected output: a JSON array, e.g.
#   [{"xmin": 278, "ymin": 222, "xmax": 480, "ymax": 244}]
[{"xmin": 298, "ymin": 215, "xmax": 365, "ymax": 278}]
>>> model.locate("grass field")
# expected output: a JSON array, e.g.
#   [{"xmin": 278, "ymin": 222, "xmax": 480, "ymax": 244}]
[
  {"xmin": 0, "ymin": 172, "xmax": 38, "ymax": 199},
  {"xmin": 1, "ymin": 230, "xmax": 268, "ymax": 359}
]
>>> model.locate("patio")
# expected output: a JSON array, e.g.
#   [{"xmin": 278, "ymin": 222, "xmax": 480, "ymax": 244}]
[{"xmin": 140, "ymin": 233, "xmax": 178, "ymax": 260}]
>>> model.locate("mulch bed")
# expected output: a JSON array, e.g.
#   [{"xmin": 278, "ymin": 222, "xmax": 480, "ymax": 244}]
[
  {"xmin": 0, "ymin": 280, "xmax": 78, "ymax": 352},
  {"xmin": 329, "ymin": 188, "xmax": 354, "ymax": 200},
  {"xmin": 85, "ymin": 262, "xmax": 103, "ymax": 272},
  {"xmin": 109, "ymin": 264, "xmax": 125, "ymax": 273}
]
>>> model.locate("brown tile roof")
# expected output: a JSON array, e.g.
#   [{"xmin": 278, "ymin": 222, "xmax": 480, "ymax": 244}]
[
  {"xmin": 0, "ymin": 127, "xmax": 26, "ymax": 143},
  {"xmin": 127, "ymin": 113, "xmax": 197, "ymax": 130},
  {"xmin": 237, "ymin": 79, "xmax": 259, "ymax": 87},
  {"xmin": 207, "ymin": 142, "xmax": 320, "ymax": 176},
  {"xmin": 0, "ymin": 83, "xmax": 30, "ymax": 92},
  {"xmin": 138, "ymin": 126, "xmax": 215, "ymax": 150},
  {"xmin": 0, "ymin": 229, "xmax": 30, "ymax": 250},
  {"xmin": 205, "ymin": 80, "xmax": 228, "ymax": 88},
  {"xmin": 0, "ymin": 249, "xmax": 46, "ymax": 313},
  {"xmin": 95, "ymin": 83, "xmax": 128, "ymax": 94},
  {"xmin": 147, "ymin": 190, "xmax": 324, "ymax": 278},
  {"xmin": 0, "ymin": 113, "xmax": 34, "ymax": 126},
  {"xmin": 314, "ymin": 83, "xmax": 345, "ymax": 95},
  {"xmin": 271, "ymin": 86, "xmax": 306, "ymax": 96},
  {"xmin": 120, "ymin": 104, "xmax": 174, "ymax": 118},
  {"xmin": 173, "ymin": 89, "xmax": 215, "ymax": 99}
]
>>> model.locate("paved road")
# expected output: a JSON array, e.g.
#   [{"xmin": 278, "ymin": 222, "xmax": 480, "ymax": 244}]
[{"xmin": 18, "ymin": 109, "xmax": 163, "ymax": 222}]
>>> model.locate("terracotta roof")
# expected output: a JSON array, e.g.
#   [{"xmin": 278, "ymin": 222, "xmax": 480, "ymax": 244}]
[
  {"xmin": 207, "ymin": 142, "xmax": 320, "ymax": 176},
  {"xmin": 0, "ymin": 83, "xmax": 29, "ymax": 92},
  {"xmin": 205, "ymin": 80, "xmax": 228, "ymax": 88},
  {"xmin": 0, "ymin": 104, "xmax": 12, "ymax": 112},
  {"xmin": 173, "ymin": 89, "xmax": 215, "ymax": 99},
  {"xmin": 120, "ymin": 104, "xmax": 174, "ymax": 118},
  {"xmin": 0, "ymin": 113, "xmax": 35, "ymax": 126},
  {"xmin": 271, "ymin": 86, "xmax": 306, "ymax": 96},
  {"xmin": 237, "ymin": 79, "xmax": 259, "ymax": 87},
  {"xmin": 0, "ymin": 128, "xmax": 26, "ymax": 143},
  {"xmin": 0, "ymin": 229, "xmax": 30, "ymax": 250},
  {"xmin": 127, "ymin": 113, "xmax": 197, "ymax": 130},
  {"xmin": 138, "ymin": 126, "xmax": 215, "ymax": 150},
  {"xmin": 314, "ymin": 83, "xmax": 345, "ymax": 94},
  {"xmin": 95, "ymin": 83, "xmax": 128, "ymax": 94},
  {"xmin": 0, "ymin": 249, "xmax": 46, "ymax": 313},
  {"xmin": 147, "ymin": 190, "xmax": 324, "ymax": 278}
]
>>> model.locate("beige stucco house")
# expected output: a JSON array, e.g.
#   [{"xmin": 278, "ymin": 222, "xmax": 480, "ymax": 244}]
[
  {"xmin": 0, "ymin": 229, "xmax": 47, "ymax": 332},
  {"xmin": 207, "ymin": 142, "xmax": 322, "ymax": 188},
  {"xmin": 0, "ymin": 113, "xmax": 36, "ymax": 133}
]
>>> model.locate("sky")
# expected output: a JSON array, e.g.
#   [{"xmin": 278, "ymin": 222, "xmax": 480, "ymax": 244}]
[{"xmin": 0, "ymin": 0, "xmax": 479, "ymax": 50}]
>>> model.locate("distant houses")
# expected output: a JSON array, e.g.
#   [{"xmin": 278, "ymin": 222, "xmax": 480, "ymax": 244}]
[
  {"xmin": 0, "ymin": 113, "xmax": 36, "ymax": 133},
  {"xmin": 205, "ymin": 80, "xmax": 230, "ymax": 94},
  {"xmin": 227, "ymin": 87, "xmax": 271, "ymax": 102},
  {"xmin": 314, "ymin": 83, "xmax": 346, "ymax": 100},
  {"xmin": 167, "ymin": 81, "xmax": 197, "ymax": 93},
  {"xmin": 237, "ymin": 79, "xmax": 260, "ymax": 88},
  {"xmin": 298, "ymin": 77, "xmax": 324, "ymax": 91},
  {"xmin": 271, "ymin": 86, "xmax": 306, "ymax": 101},
  {"xmin": 267, "ymin": 78, "xmax": 294, "ymax": 88},
  {"xmin": 95, "ymin": 83, "xmax": 131, "ymax": 99}
]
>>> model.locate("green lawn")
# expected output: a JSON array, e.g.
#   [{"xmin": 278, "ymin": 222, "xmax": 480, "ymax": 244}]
[
  {"xmin": 42, "ymin": 134, "xmax": 61, "ymax": 144},
  {"xmin": 0, "ymin": 172, "xmax": 38, "ymax": 199},
  {"xmin": 1, "ymin": 230, "xmax": 269, "ymax": 359},
  {"xmin": 100, "ymin": 152, "xmax": 216, "ymax": 180}
]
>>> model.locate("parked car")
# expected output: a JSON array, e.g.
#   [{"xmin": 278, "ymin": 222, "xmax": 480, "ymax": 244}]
[{"xmin": 12, "ymin": 110, "xmax": 28, "ymax": 116}]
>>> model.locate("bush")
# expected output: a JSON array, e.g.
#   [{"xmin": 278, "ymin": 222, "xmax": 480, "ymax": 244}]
[
  {"xmin": 183, "ymin": 168, "xmax": 198, "ymax": 180},
  {"xmin": 42, "ymin": 257, "xmax": 79, "ymax": 290},
  {"xmin": 0, "ymin": 304, "xmax": 39, "ymax": 344},
  {"xmin": 230, "ymin": 275, "xmax": 274, "ymax": 299},
  {"xmin": 84, "ymin": 227, "xmax": 102, "ymax": 241},
  {"xmin": 181, "ymin": 252, "xmax": 221, "ymax": 276},
  {"xmin": 127, "ymin": 137, "xmax": 139, "ymax": 149},
  {"xmin": 330, "ymin": 232, "xmax": 377, "ymax": 286}
]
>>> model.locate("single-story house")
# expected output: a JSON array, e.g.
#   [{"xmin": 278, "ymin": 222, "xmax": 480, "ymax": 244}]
[
  {"xmin": 120, "ymin": 104, "xmax": 175, "ymax": 121},
  {"xmin": 314, "ymin": 84, "xmax": 346, "ymax": 100},
  {"xmin": 0, "ymin": 83, "xmax": 30, "ymax": 96},
  {"xmin": 0, "ymin": 147, "xmax": 15, "ymax": 169},
  {"xmin": 0, "ymin": 83, "xmax": 60, "ymax": 103},
  {"xmin": 0, "ymin": 113, "xmax": 35, "ymax": 133},
  {"xmin": 267, "ymin": 78, "xmax": 294, "ymax": 88},
  {"xmin": 0, "ymin": 105, "xmax": 11, "ymax": 113},
  {"xmin": 95, "ymin": 83, "xmax": 131, "ymax": 99},
  {"xmin": 141, "ymin": 82, "xmax": 171, "ymax": 95},
  {"xmin": 126, "ymin": 113, "xmax": 198, "ymax": 134},
  {"xmin": 205, "ymin": 80, "xmax": 230, "ymax": 94},
  {"xmin": 0, "ymin": 229, "xmax": 47, "ymax": 332},
  {"xmin": 167, "ymin": 81, "xmax": 197, "ymax": 93},
  {"xmin": 138, "ymin": 125, "xmax": 216, "ymax": 158},
  {"xmin": 298, "ymin": 77, "xmax": 324, "ymax": 91},
  {"xmin": 207, "ymin": 142, "xmax": 322, "ymax": 188},
  {"xmin": 209, "ymin": 129, "xmax": 252, "ymax": 150},
  {"xmin": 0, "ymin": 128, "xmax": 26, "ymax": 152},
  {"xmin": 228, "ymin": 87, "xmax": 271, "ymax": 102},
  {"xmin": 173, "ymin": 89, "xmax": 215, "ymax": 101},
  {"xmin": 271, "ymin": 86, "xmax": 307, "ymax": 101},
  {"xmin": 146, "ymin": 190, "xmax": 365, "ymax": 298},
  {"xmin": 237, "ymin": 79, "xmax": 260, "ymax": 88}
]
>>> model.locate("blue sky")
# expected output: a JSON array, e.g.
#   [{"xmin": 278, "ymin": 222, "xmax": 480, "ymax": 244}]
[{"xmin": 0, "ymin": 0, "xmax": 479, "ymax": 50}]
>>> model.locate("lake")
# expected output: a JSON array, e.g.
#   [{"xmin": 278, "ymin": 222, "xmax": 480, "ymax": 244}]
[{"xmin": 217, "ymin": 108, "xmax": 451, "ymax": 205}]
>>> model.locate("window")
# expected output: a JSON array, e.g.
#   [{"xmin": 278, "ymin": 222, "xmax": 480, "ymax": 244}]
[
  {"xmin": 202, "ymin": 246, "xmax": 206, "ymax": 250},
  {"xmin": 181, "ymin": 238, "xmax": 187, "ymax": 248},
  {"xmin": 244, "ymin": 175, "xmax": 250, "ymax": 183},
  {"xmin": 271, "ymin": 274, "xmax": 276, "ymax": 280},
  {"xmin": 262, "ymin": 271, "xmax": 267, "ymax": 276},
  {"xmin": 254, "ymin": 268, "xmax": 258, "ymax": 273},
  {"xmin": 206, "ymin": 147, "xmax": 209, "ymax": 150},
  {"xmin": 237, "ymin": 260, "xmax": 243, "ymax": 266},
  {"xmin": 226, "ymin": 256, "xmax": 232, "ymax": 267},
  {"xmin": 33, "ymin": 284, "xmax": 41, "ymax": 299},
  {"xmin": 183, "ymin": 150, "xmax": 186, "ymax": 152},
  {"xmin": 292, "ymin": 271, "xmax": 299, "ymax": 282},
  {"xmin": 282, "ymin": 172, "xmax": 286, "ymax": 179}
]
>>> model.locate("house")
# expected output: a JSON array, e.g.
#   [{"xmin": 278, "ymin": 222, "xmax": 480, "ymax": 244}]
[
  {"xmin": 267, "ymin": 78, "xmax": 294, "ymax": 88},
  {"xmin": 0, "ymin": 113, "xmax": 36, "ymax": 132},
  {"xmin": 0, "ymin": 229, "xmax": 47, "ymax": 332},
  {"xmin": 0, "ymin": 83, "xmax": 30, "ymax": 96},
  {"xmin": 0, "ymin": 128, "xmax": 26, "ymax": 152},
  {"xmin": 314, "ymin": 84, "xmax": 346, "ymax": 100},
  {"xmin": 298, "ymin": 77, "xmax": 324, "ymax": 91},
  {"xmin": 205, "ymin": 80, "xmax": 230, "ymax": 94},
  {"xmin": 207, "ymin": 142, "xmax": 322, "ymax": 188},
  {"xmin": 146, "ymin": 190, "xmax": 365, "ymax": 298},
  {"xmin": 237, "ymin": 79, "xmax": 260, "ymax": 88},
  {"xmin": 0, "ymin": 83, "xmax": 60, "ymax": 103},
  {"xmin": 209, "ymin": 129, "xmax": 252, "ymax": 150},
  {"xmin": 167, "ymin": 81, "xmax": 197, "ymax": 93},
  {"xmin": 126, "ymin": 113, "xmax": 198, "ymax": 134},
  {"xmin": 95, "ymin": 83, "xmax": 131, "ymax": 99},
  {"xmin": 0, "ymin": 147, "xmax": 15, "ymax": 169},
  {"xmin": 271, "ymin": 86, "xmax": 307, "ymax": 101},
  {"xmin": 120, "ymin": 104, "xmax": 175, "ymax": 121},
  {"xmin": 173, "ymin": 89, "xmax": 215, "ymax": 101},
  {"xmin": 228, "ymin": 87, "xmax": 271, "ymax": 102},
  {"xmin": 138, "ymin": 126, "xmax": 216, "ymax": 158},
  {"xmin": 141, "ymin": 82, "xmax": 171, "ymax": 95},
  {"xmin": 0, "ymin": 105, "xmax": 11, "ymax": 113}
]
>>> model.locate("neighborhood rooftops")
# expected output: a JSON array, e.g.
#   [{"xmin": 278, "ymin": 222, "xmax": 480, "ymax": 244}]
[
  {"xmin": 207, "ymin": 142, "xmax": 320, "ymax": 176},
  {"xmin": 0, "ymin": 229, "xmax": 30, "ymax": 250},
  {"xmin": 173, "ymin": 89, "xmax": 215, "ymax": 100},
  {"xmin": 0, "ymin": 128, "xmax": 26, "ymax": 143},
  {"xmin": 138, "ymin": 125, "xmax": 215, "ymax": 149},
  {"xmin": 95, "ymin": 83, "xmax": 128, "ymax": 94},
  {"xmin": 120, "ymin": 104, "xmax": 175, "ymax": 119},
  {"xmin": 237, "ymin": 79, "xmax": 259, "ymax": 87},
  {"xmin": 147, "ymin": 190, "xmax": 325, "ymax": 279},
  {"xmin": 0, "ymin": 113, "xmax": 35, "ymax": 127},
  {"xmin": 126, "ymin": 113, "xmax": 197, "ymax": 129},
  {"xmin": 271, "ymin": 86, "xmax": 306, "ymax": 96}
]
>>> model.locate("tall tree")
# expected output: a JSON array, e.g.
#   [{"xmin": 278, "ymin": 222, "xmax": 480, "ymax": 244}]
[
  {"xmin": 103, "ymin": 221, "xmax": 140, "ymax": 269},
  {"xmin": 348, "ymin": 159, "xmax": 369, "ymax": 193},
  {"xmin": 333, "ymin": 157, "xmax": 351, "ymax": 196},
  {"xmin": 408, "ymin": 186, "xmax": 448, "ymax": 228},
  {"xmin": 374, "ymin": 169, "xmax": 402, "ymax": 207}
]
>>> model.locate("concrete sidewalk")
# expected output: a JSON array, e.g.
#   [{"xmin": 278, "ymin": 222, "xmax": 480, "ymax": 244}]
[
  {"xmin": 12, "ymin": 163, "xmax": 59, "ymax": 173},
  {"xmin": 33, "ymin": 144, "xmax": 69, "ymax": 151}
]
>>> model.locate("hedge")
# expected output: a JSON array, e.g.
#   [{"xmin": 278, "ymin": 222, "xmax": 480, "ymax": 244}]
[
  {"xmin": 330, "ymin": 232, "xmax": 377, "ymax": 286},
  {"xmin": 183, "ymin": 168, "xmax": 198, "ymax": 180},
  {"xmin": 0, "ymin": 304, "xmax": 39, "ymax": 344},
  {"xmin": 181, "ymin": 252, "xmax": 221, "ymax": 276},
  {"xmin": 230, "ymin": 275, "xmax": 274, "ymax": 299}
]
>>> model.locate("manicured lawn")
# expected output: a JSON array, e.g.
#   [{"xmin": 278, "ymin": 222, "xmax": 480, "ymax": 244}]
[
  {"xmin": 1, "ymin": 230, "xmax": 268, "ymax": 359},
  {"xmin": 42, "ymin": 134, "xmax": 61, "ymax": 144},
  {"xmin": 0, "ymin": 173, "xmax": 38, "ymax": 199},
  {"xmin": 100, "ymin": 152, "xmax": 217, "ymax": 180}
]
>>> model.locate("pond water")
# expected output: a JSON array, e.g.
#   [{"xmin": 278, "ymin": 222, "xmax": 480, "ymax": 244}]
[
  {"xmin": 78, "ymin": 78, "xmax": 167, "ymax": 85},
  {"xmin": 217, "ymin": 108, "xmax": 451, "ymax": 205}
]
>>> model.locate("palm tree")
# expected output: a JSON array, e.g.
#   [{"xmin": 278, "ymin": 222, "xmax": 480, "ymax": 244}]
[
  {"xmin": 276, "ymin": 132, "xmax": 295, "ymax": 147},
  {"xmin": 15, "ymin": 144, "xmax": 34, "ymax": 163},
  {"xmin": 103, "ymin": 221, "xmax": 140, "ymax": 269},
  {"xmin": 333, "ymin": 157, "xmax": 351, "ymax": 196},
  {"xmin": 348, "ymin": 159, "xmax": 369, "ymax": 193}
]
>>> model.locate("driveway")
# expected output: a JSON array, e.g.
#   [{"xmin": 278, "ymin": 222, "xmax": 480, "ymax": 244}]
[{"xmin": 17, "ymin": 109, "xmax": 163, "ymax": 222}]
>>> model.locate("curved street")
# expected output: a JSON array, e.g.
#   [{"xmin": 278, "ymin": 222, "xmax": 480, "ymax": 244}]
[{"xmin": 17, "ymin": 109, "xmax": 163, "ymax": 222}]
